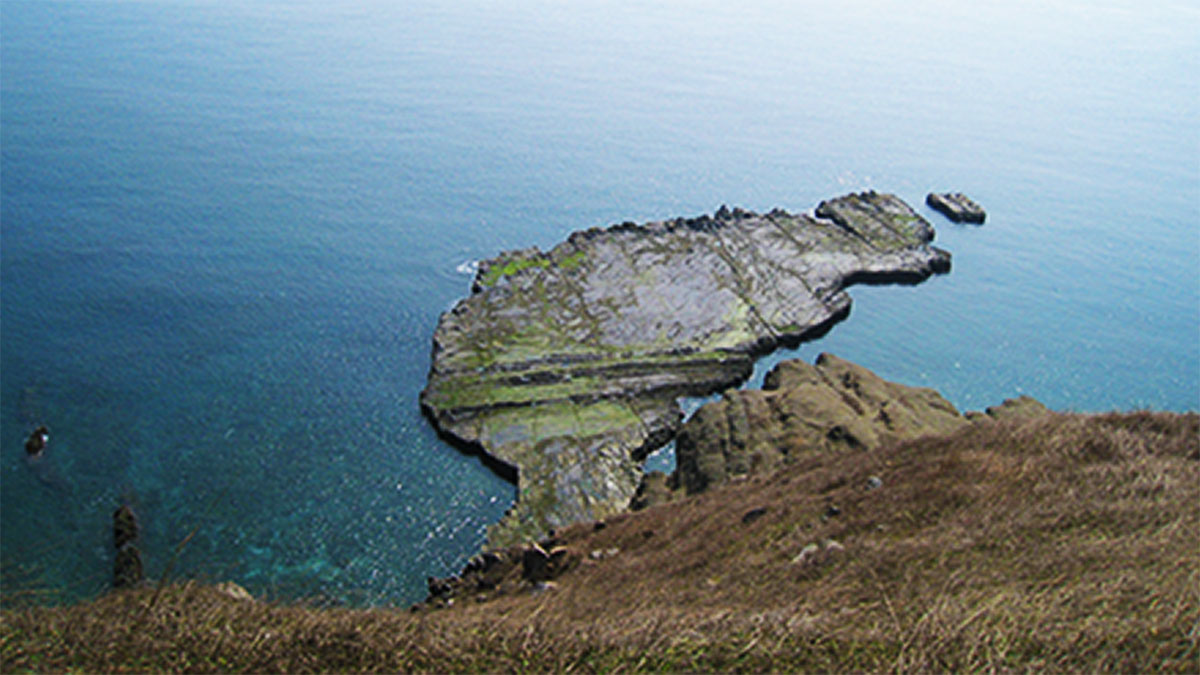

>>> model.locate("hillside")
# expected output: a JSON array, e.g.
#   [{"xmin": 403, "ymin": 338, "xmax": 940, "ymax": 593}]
[{"xmin": 2, "ymin": 410, "xmax": 1197, "ymax": 672}]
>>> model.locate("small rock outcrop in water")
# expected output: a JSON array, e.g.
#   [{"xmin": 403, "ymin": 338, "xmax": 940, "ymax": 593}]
[
  {"xmin": 926, "ymin": 192, "xmax": 986, "ymax": 223},
  {"xmin": 422, "ymin": 192, "xmax": 952, "ymax": 546},
  {"xmin": 22, "ymin": 425, "xmax": 68, "ymax": 492},
  {"xmin": 24, "ymin": 426, "xmax": 48, "ymax": 456},
  {"xmin": 112, "ymin": 504, "xmax": 144, "ymax": 589},
  {"xmin": 661, "ymin": 353, "xmax": 1048, "ymax": 497}
]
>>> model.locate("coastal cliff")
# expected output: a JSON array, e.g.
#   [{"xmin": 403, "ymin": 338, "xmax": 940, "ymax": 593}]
[
  {"xmin": 420, "ymin": 354, "xmax": 1055, "ymax": 608},
  {"xmin": 421, "ymin": 192, "xmax": 952, "ymax": 545},
  {"xmin": 11, "ymin": 403, "xmax": 1192, "ymax": 672},
  {"xmin": 649, "ymin": 354, "xmax": 1048, "ymax": 503}
]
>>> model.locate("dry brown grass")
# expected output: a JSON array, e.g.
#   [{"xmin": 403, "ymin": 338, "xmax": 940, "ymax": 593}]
[{"xmin": 2, "ymin": 411, "xmax": 1198, "ymax": 673}]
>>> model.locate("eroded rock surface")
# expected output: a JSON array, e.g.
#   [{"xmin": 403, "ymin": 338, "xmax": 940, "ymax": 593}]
[
  {"xmin": 421, "ymin": 192, "xmax": 951, "ymax": 545},
  {"xmin": 673, "ymin": 353, "xmax": 971, "ymax": 495},
  {"xmin": 665, "ymin": 354, "xmax": 1053, "ymax": 498}
]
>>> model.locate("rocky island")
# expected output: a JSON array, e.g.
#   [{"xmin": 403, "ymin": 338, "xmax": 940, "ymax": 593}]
[
  {"xmin": 421, "ymin": 191, "xmax": 952, "ymax": 546},
  {"xmin": 926, "ymin": 192, "xmax": 986, "ymax": 223}
]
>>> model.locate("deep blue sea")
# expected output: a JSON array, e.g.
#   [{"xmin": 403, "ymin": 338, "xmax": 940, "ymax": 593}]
[{"xmin": 2, "ymin": 0, "xmax": 1197, "ymax": 606}]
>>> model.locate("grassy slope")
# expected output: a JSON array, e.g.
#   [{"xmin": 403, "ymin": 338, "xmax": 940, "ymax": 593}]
[{"xmin": 2, "ymin": 411, "xmax": 1197, "ymax": 673}]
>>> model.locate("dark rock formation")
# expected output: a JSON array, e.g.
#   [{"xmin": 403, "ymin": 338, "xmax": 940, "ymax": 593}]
[
  {"xmin": 521, "ymin": 544, "xmax": 553, "ymax": 582},
  {"xmin": 422, "ymin": 192, "xmax": 952, "ymax": 546},
  {"xmin": 417, "ymin": 537, "xmax": 581, "ymax": 610},
  {"xmin": 112, "ymin": 504, "xmax": 144, "ymax": 589},
  {"xmin": 926, "ymin": 192, "xmax": 986, "ymax": 223},
  {"xmin": 21, "ymin": 424, "xmax": 69, "ymax": 492},
  {"xmin": 673, "ymin": 353, "xmax": 969, "ymax": 495},
  {"xmin": 113, "ymin": 547, "xmax": 143, "ymax": 589},
  {"xmin": 24, "ymin": 426, "xmax": 48, "ymax": 456},
  {"xmin": 113, "ymin": 504, "xmax": 139, "ymax": 550}
]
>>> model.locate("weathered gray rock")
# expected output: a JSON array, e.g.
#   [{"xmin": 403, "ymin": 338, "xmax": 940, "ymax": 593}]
[
  {"xmin": 926, "ymin": 192, "xmax": 986, "ymax": 223},
  {"xmin": 673, "ymin": 353, "xmax": 971, "ymax": 495},
  {"xmin": 422, "ymin": 192, "xmax": 951, "ymax": 546}
]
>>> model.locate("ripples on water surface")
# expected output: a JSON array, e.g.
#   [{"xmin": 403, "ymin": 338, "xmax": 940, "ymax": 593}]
[{"xmin": 2, "ymin": 0, "xmax": 1197, "ymax": 605}]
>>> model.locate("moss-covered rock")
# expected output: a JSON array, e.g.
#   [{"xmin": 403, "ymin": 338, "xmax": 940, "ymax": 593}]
[{"xmin": 422, "ymin": 192, "xmax": 952, "ymax": 546}]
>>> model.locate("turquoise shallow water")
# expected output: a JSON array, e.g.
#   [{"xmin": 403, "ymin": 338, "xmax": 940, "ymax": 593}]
[{"xmin": 2, "ymin": 0, "xmax": 1197, "ymax": 606}]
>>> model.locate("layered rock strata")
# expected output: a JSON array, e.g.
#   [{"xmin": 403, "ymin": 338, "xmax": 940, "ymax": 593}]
[
  {"xmin": 421, "ymin": 192, "xmax": 952, "ymax": 546},
  {"xmin": 643, "ymin": 353, "xmax": 1048, "ymax": 504}
]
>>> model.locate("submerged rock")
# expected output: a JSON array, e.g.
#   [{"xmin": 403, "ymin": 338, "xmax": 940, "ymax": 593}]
[
  {"xmin": 926, "ymin": 192, "xmax": 986, "ymax": 224},
  {"xmin": 422, "ymin": 192, "xmax": 952, "ymax": 546}
]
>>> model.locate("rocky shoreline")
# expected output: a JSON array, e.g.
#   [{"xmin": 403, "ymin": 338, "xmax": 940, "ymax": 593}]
[
  {"xmin": 417, "ymin": 353, "xmax": 1051, "ymax": 610},
  {"xmin": 421, "ymin": 192, "xmax": 952, "ymax": 546}
]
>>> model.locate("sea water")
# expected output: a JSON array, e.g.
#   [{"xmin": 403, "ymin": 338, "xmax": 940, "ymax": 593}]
[{"xmin": 2, "ymin": 0, "xmax": 1197, "ymax": 606}]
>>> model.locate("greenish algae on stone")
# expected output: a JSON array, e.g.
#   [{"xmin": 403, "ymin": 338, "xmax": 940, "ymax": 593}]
[{"xmin": 421, "ymin": 192, "xmax": 952, "ymax": 546}]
